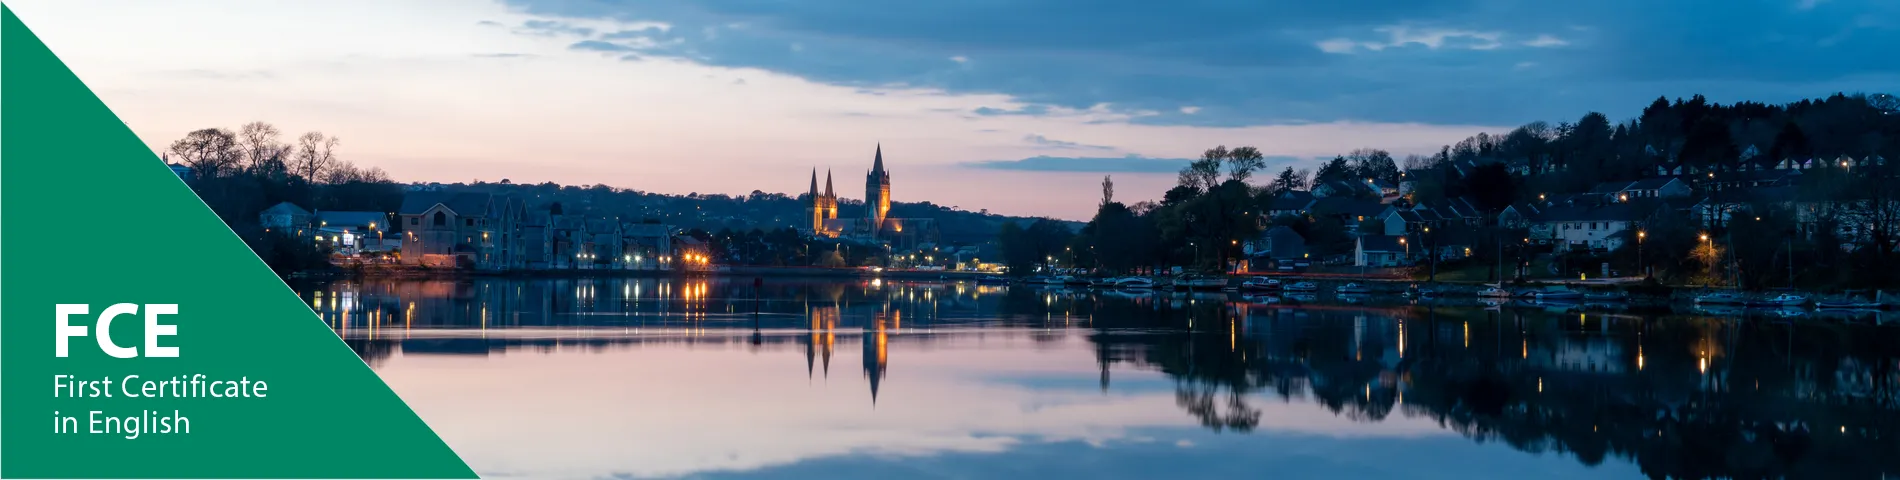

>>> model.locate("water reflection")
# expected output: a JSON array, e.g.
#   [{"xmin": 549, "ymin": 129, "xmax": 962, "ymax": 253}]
[{"xmin": 309, "ymin": 278, "xmax": 1899, "ymax": 479}]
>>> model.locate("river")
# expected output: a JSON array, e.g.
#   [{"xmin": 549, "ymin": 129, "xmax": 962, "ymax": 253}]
[{"xmin": 297, "ymin": 277, "xmax": 1899, "ymax": 479}]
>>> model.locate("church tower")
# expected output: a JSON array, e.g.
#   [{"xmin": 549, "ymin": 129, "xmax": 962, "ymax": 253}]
[
  {"xmin": 865, "ymin": 144, "xmax": 891, "ymax": 230},
  {"xmin": 806, "ymin": 168, "xmax": 839, "ymax": 236}
]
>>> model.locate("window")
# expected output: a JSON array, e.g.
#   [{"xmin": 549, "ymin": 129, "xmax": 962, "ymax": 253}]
[
  {"xmin": 432, "ymin": 212, "xmax": 446, "ymax": 226},
  {"xmin": 410, "ymin": 217, "xmax": 419, "ymax": 226},
  {"xmin": 465, "ymin": 218, "xmax": 475, "ymax": 227}
]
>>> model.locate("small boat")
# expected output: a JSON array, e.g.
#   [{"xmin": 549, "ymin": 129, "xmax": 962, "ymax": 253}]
[
  {"xmin": 1536, "ymin": 287, "xmax": 1582, "ymax": 301},
  {"xmin": 1239, "ymin": 277, "xmax": 1282, "ymax": 291},
  {"xmin": 1114, "ymin": 277, "xmax": 1156, "ymax": 289},
  {"xmin": 1477, "ymin": 286, "xmax": 1514, "ymax": 298},
  {"xmin": 1336, "ymin": 283, "xmax": 1373, "ymax": 295},
  {"xmin": 975, "ymin": 275, "xmax": 1009, "ymax": 285},
  {"xmin": 1694, "ymin": 292, "xmax": 1747, "ymax": 305},
  {"xmin": 1175, "ymin": 275, "xmax": 1228, "ymax": 290},
  {"xmin": 1749, "ymin": 294, "xmax": 1808, "ymax": 307},
  {"xmin": 1284, "ymin": 281, "xmax": 1319, "ymax": 292},
  {"xmin": 1816, "ymin": 301, "xmax": 1880, "ymax": 310},
  {"xmin": 1583, "ymin": 291, "xmax": 1629, "ymax": 302}
]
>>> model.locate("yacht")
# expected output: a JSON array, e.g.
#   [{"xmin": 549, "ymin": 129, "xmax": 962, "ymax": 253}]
[
  {"xmin": 1114, "ymin": 277, "xmax": 1157, "ymax": 290},
  {"xmin": 1284, "ymin": 281, "xmax": 1319, "ymax": 292},
  {"xmin": 1694, "ymin": 292, "xmax": 1747, "ymax": 305},
  {"xmin": 1477, "ymin": 286, "xmax": 1514, "ymax": 298},
  {"xmin": 1239, "ymin": 277, "xmax": 1282, "ymax": 291},
  {"xmin": 1750, "ymin": 293, "xmax": 1808, "ymax": 307},
  {"xmin": 1335, "ymin": 283, "xmax": 1373, "ymax": 295}
]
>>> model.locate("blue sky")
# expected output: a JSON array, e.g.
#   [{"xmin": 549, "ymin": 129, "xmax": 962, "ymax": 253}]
[{"xmin": 9, "ymin": 0, "xmax": 1895, "ymax": 219}]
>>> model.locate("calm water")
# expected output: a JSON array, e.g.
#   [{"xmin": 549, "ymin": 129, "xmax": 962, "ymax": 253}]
[{"xmin": 301, "ymin": 277, "xmax": 1900, "ymax": 480}]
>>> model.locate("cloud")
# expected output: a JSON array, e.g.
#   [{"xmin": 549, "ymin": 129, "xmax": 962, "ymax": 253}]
[
  {"xmin": 962, "ymin": 155, "xmax": 1192, "ymax": 173},
  {"xmin": 471, "ymin": 53, "xmax": 538, "ymax": 59},
  {"xmin": 570, "ymin": 40, "xmax": 638, "ymax": 53},
  {"xmin": 493, "ymin": 0, "xmax": 1900, "ymax": 126},
  {"xmin": 1523, "ymin": 34, "xmax": 1570, "ymax": 47},
  {"xmin": 1023, "ymin": 134, "xmax": 1114, "ymax": 151},
  {"xmin": 515, "ymin": 19, "xmax": 594, "ymax": 37}
]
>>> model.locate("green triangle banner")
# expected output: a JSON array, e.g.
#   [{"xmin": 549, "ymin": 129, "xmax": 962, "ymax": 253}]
[{"xmin": 0, "ymin": 6, "xmax": 476, "ymax": 478}]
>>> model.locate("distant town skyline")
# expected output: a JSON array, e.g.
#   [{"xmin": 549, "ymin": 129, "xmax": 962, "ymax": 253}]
[{"xmin": 9, "ymin": 0, "xmax": 1894, "ymax": 220}]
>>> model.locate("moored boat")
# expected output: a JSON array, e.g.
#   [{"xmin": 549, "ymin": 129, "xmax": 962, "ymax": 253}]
[
  {"xmin": 1172, "ymin": 275, "xmax": 1227, "ymax": 290},
  {"xmin": 1336, "ymin": 283, "xmax": 1373, "ymax": 295},
  {"xmin": 1284, "ymin": 281, "xmax": 1319, "ymax": 292},
  {"xmin": 1477, "ymin": 286, "xmax": 1514, "ymax": 298},
  {"xmin": 1816, "ymin": 301, "xmax": 1880, "ymax": 310},
  {"xmin": 1114, "ymin": 277, "xmax": 1156, "ymax": 289},
  {"xmin": 1239, "ymin": 277, "xmax": 1282, "ymax": 291},
  {"xmin": 1694, "ymin": 292, "xmax": 1747, "ymax": 305},
  {"xmin": 1749, "ymin": 293, "xmax": 1808, "ymax": 307}
]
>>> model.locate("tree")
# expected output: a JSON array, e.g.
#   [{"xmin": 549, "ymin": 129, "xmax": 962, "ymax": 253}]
[
  {"xmin": 168, "ymin": 128, "xmax": 240, "ymax": 179},
  {"xmin": 1680, "ymin": 117, "xmax": 1739, "ymax": 173},
  {"xmin": 1313, "ymin": 156, "xmax": 1351, "ymax": 184},
  {"xmin": 1101, "ymin": 175, "xmax": 1114, "ymax": 206},
  {"xmin": 1767, "ymin": 121, "xmax": 1812, "ymax": 166},
  {"xmin": 999, "ymin": 219, "xmax": 1075, "ymax": 275},
  {"xmin": 1266, "ymin": 166, "xmax": 1306, "ymax": 197},
  {"xmin": 1464, "ymin": 163, "xmax": 1516, "ymax": 212},
  {"xmin": 1225, "ymin": 146, "xmax": 1266, "ymax": 184},
  {"xmin": 237, "ymin": 121, "xmax": 290, "ymax": 179},
  {"xmin": 291, "ymin": 131, "xmax": 340, "ymax": 182},
  {"xmin": 1346, "ymin": 148, "xmax": 1399, "ymax": 185},
  {"xmin": 1178, "ymin": 146, "xmax": 1226, "ymax": 192}
]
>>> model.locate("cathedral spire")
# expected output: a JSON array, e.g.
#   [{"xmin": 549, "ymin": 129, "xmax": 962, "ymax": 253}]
[
  {"xmin": 873, "ymin": 143, "xmax": 885, "ymax": 174},
  {"xmin": 825, "ymin": 170, "xmax": 834, "ymax": 197},
  {"xmin": 809, "ymin": 168, "xmax": 819, "ymax": 196}
]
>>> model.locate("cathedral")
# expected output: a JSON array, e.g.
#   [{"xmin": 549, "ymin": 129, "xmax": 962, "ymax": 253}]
[{"xmin": 805, "ymin": 144, "xmax": 932, "ymax": 244}]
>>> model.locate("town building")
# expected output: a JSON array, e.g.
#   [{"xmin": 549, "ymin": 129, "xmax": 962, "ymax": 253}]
[
  {"xmin": 396, "ymin": 192, "xmax": 524, "ymax": 269},
  {"xmin": 804, "ymin": 144, "xmax": 938, "ymax": 247},
  {"xmin": 259, "ymin": 202, "xmax": 311, "ymax": 232}
]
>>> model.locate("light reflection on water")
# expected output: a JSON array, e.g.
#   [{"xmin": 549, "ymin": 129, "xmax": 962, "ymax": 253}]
[{"xmin": 301, "ymin": 277, "xmax": 1900, "ymax": 480}]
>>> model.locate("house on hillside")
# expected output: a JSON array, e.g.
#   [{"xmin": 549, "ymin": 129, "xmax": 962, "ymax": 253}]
[
  {"xmin": 1528, "ymin": 202, "xmax": 1660, "ymax": 253},
  {"xmin": 1498, "ymin": 203, "xmax": 1544, "ymax": 229},
  {"xmin": 1355, "ymin": 235, "xmax": 1406, "ymax": 267},
  {"xmin": 1248, "ymin": 226, "xmax": 1307, "ymax": 261},
  {"xmin": 1310, "ymin": 197, "xmax": 1386, "ymax": 235},
  {"xmin": 1266, "ymin": 190, "xmax": 1317, "ymax": 218}
]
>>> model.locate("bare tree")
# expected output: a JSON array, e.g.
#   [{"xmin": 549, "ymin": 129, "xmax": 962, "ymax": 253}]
[
  {"xmin": 291, "ymin": 131, "xmax": 340, "ymax": 182},
  {"xmin": 237, "ymin": 121, "xmax": 290, "ymax": 178},
  {"xmin": 1100, "ymin": 175, "xmax": 1114, "ymax": 206},
  {"xmin": 168, "ymin": 128, "xmax": 240, "ymax": 179}
]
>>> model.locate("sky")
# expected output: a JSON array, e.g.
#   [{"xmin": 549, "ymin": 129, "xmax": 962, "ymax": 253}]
[{"xmin": 8, "ymin": 0, "xmax": 1897, "ymax": 220}]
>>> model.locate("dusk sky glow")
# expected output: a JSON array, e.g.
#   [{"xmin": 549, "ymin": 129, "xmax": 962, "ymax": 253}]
[{"xmin": 9, "ymin": 0, "xmax": 1895, "ymax": 219}]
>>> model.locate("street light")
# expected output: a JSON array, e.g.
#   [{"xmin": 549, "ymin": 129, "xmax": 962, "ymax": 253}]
[{"xmin": 1637, "ymin": 230, "xmax": 1646, "ymax": 277}]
